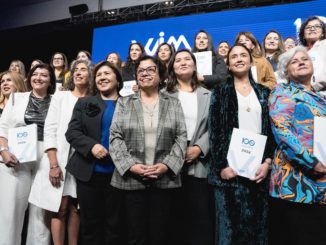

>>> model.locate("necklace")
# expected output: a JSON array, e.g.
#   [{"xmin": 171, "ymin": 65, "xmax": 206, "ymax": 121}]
[
  {"xmin": 142, "ymin": 101, "xmax": 159, "ymax": 127},
  {"xmin": 246, "ymin": 94, "xmax": 251, "ymax": 112}
]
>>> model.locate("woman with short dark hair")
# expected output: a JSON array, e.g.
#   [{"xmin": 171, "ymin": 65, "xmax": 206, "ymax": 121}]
[{"xmin": 65, "ymin": 61, "xmax": 123, "ymax": 245}]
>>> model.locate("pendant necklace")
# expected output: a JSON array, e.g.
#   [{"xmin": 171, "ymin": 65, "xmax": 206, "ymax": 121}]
[
  {"xmin": 246, "ymin": 92, "xmax": 251, "ymax": 112},
  {"xmin": 142, "ymin": 101, "xmax": 158, "ymax": 127}
]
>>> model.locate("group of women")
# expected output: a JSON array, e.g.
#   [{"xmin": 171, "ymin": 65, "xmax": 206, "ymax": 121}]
[{"xmin": 0, "ymin": 16, "xmax": 325, "ymax": 245}]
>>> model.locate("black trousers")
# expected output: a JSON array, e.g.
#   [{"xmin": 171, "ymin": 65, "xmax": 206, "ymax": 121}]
[
  {"xmin": 172, "ymin": 174, "xmax": 215, "ymax": 245},
  {"xmin": 76, "ymin": 173, "xmax": 124, "ymax": 245},
  {"xmin": 269, "ymin": 197, "xmax": 326, "ymax": 245},
  {"xmin": 123, "ymin": 188, "xmax": 176, "ymax": 245}
]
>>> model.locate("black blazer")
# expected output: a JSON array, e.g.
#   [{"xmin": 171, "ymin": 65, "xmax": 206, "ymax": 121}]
[
  {"xmin": 202, "ymin": 55, "xmax": 228, "ymax": 90},
  {"xmin": 208, "ymin": 77, "xmax": 276, "ymax": 188},
  {"xmin": 65, "ymin": 94, "xmax": 108, "ymax": 182}
]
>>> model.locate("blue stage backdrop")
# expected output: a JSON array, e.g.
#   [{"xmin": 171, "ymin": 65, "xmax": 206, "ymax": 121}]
[{"xmin": 92, "ymin": 0, "xmax": 326, "ymax": 63}]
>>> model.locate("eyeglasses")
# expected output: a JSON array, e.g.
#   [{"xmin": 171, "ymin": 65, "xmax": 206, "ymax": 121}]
[
  {"xmin": 137, "ymin": 66, "xmax": 157, "ymax": 76},
  {"xmin": 305, "ymin": 24, "xmax": 323, "ymax": 30}
]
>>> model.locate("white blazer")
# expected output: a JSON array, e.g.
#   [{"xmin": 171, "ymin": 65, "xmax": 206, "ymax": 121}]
[
  {"xmin": 29, "ymin": 91, "xmax": 78, "ymax": 212},
  {"xmin": 0, "ymin": 92, "xmax": 31, "ymax": 138}
]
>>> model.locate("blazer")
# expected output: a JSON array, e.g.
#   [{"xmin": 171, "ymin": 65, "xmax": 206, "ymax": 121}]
[
  {"xmin": 0, "ymin": 92, "xmax": 32, "ymax": 138},
  {"xmin": 208, "ymin": 77, "xmax": 276, "ymax": 188},
  {"xmin": 252, "ymin": 55, "xmax": 277, "ymax": 90},
  {"xmin": 65, "ymin": 94, "xmax": 109, "ymax": 182},
  {"xmin": 202, "ymin": 55, "xmax": 228, "ymax": 90},
  {"xmin": 165, "ymin": 86, "xmax": 211, "ymax": 178},
  {"xmin": 109, "ymin": 92, "xmax": 187, "ymax": 190},
  {"xmin": 269, "ymin": 82, "xmax": 326, "ymax": 203},
  {"xmin": 29, "ymin": 91, "xmax": 78, "ymax": 212}
]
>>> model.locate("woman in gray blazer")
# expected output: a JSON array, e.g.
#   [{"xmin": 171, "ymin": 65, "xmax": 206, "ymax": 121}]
[
  {"xmin": 166, "ymin": 49, "xmax": 214, "ymax": 245},
  {"xmin": 109, "ymin": 55, "xmax": 187, "ymax": 245}
]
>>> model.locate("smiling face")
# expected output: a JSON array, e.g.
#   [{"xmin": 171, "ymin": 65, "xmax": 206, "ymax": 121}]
[
  {"xmin": 52, "ymin": 53, "xmax": 64, "ymax": 69},
  {"xmin": 173, "ymin": 51, "xmax": 196, "ymax": 81},
  {"xmin": 1, "ymin": 74, "xmax": 17, "ymax": 98},
  {"xmin": 218, "ymin": 42, "xmax": 230, "ymax": 58},
  {"xmin": 30, "ymin": 68, "xmax": 51, "ymax": 95},
  {"xmin": 158, "ymin": 44, "xmax": 172, "ymax": 63},
  {"xmin": 304, "ymin": 19, "xmax": 324, "ymax": 44},
  {"xmin": 107, "ymin": 53, "xmax": 119, "ymax": 65},
  {"xmin": 284, "ymin": 38, "xmax": 296, "ymax": 51},
  {"xmin": 228, "ymin": 45, "xmax": 252, "ymax": 76},
  {"xmin": 129, "ymin": 44, "xmax": 142, "ymax": 61},
  {"xmin": 287, "ymin": 51, "xmax": 313, "ymax": 84},
  {"xmin": 195, "ymin": 32, "xmax": 209, "ymax": 51},
  {"xmin": 9, "ymin": 62, "xmax": 21, "ymax": 73},
  {"xmin": 238, "ymin": 35, "xmax": 255, "ymax": 50},
  {"xmin": 77, "ymin": 51, "xmax": 90, "ymax": 61},
  {"xmin": 95, "ymin": 65, "xmax": 119, "ymax": 95},
  {"xmin": 264, "ymin": 32, "xmax": 280, "ymax": 52},
  {"xmin": 137, "ymin": 59, "xmax": 160, "ymax": 91},
  {"xmin": 73, "ymin": 62, "xmax": 90, "ymax": 89}
]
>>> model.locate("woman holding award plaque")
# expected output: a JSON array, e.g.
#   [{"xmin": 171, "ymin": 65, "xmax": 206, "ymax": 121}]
[
  {"xmin": 0, "ymin": 63, "xmax": 56, "ymax": 245},
  {"xmin": 269, "ymin": 46, "xmax": 326, "ymax": 244},
  {"xmin": 192, "ymin": 30, "xmax": 228, "ymax": 90},
  {"xmin": 208, "ymin": 44, "xmax": 275, "ymax": 245}
]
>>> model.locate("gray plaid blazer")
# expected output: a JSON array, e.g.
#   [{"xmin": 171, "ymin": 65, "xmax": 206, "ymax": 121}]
[{"xmin": 109, "ymin": 92, "xmax": 187, "ymax": 190}]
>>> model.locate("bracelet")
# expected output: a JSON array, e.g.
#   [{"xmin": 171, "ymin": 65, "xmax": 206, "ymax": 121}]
[{"xmin": 50, "ymin": 164, "xmax": 59, "ymax": 169}]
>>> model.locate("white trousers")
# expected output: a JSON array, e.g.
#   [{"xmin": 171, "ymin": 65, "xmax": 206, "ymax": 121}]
[{"xmin": 0, "ymin": 142, "xmax": 50, "ymax": 245}]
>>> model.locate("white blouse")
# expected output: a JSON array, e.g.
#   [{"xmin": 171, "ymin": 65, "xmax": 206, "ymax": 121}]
[
  {"xmin": 178, "ymin": 90, "xmax": 198, "ymax": 141},
  {"xmin": 237, "ymin": 89, "xmax": 262, "ymax": 134}
]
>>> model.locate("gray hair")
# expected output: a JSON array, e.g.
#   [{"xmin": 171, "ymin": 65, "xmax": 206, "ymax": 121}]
[{"xmin": 277, "ymin": 46, "xmax": 310, "ymax": 81}]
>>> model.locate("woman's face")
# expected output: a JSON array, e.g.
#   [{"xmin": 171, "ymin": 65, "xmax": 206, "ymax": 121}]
[
  {"xmin": 77, "ymin": 51, "xmax": 89, "ymax": 61},
  {"xmin": 287, "ymin": 51, "xmax": 313, "ymax": 83},
  {"xmin": 238, "ymin": 35, "xmax": 255, "ymax": 50},
  {"xmin": 9, "ymin": 62, "xmax": 21, "ymax": 73},
  {"xmin": 218, "ymin": 42, "xmax": 230, "ymax": 58},
  {"xmin": 129, "ymin": 44, "xmax": 142, "ymax": 61},
  {"xmin": 73, "ymin": 63, "xmax": 90, "ymax": 88},
  {"xmin": 137, "ymin": 59, "xmax": 160, "ymax": 90},
  {"xmin": 158, "ymin": 44, "xmax": 172, "ymax": 62},
  {"xmin": 284, "ymin": 38, "xmax": 296, "ymax": 51},
  {"xmin": 304, "ymin": 19, "xmax": 324, "ymax": 43},
  {"xmin": 228, "ymin": 46, "xmax": 252, "ymax": 76},
  {"xmin": 173, "ymin": 51, "xmax": 196, "ymax": 79},
  {"xmin": 195, "ymin": 32, "xmax": 209, "ymax": 50},
  {"xmin": 31, "ymin": 68, "xmax": 51, "ymax": 94},
  {"xmin": 107, "ymin": 53, "xmax": 119, "ymax": 65},
  {"xmin": 95, "ymin": 65, "xmax": 119, "ymax": 94},
  {"xmin": 30, "ymin": 60, "xmax": 41, "ymax": 70},
  {"xmin": 264, "ymin": 32, "xmax": 280, "ymax": 52},
  {"xmin": 52, "ymin": 54, "xmax": 64, "ymax": 69},
  {"xmin": 1, "ymin": 74, "xmax": 17, "ymax": 98}
]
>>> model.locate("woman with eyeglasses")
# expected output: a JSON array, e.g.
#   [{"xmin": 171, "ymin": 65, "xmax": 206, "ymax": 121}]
[
  {"xmin": 109, "ymin": 55, "xmax": 187, "ymax": 245},
  {"xmin": 299, "ymin": 16, "xmax": 326, "ymax": 95},
  {"xmin": 50, "ymin": 52, "xmax": 69, "ymax": 91}
]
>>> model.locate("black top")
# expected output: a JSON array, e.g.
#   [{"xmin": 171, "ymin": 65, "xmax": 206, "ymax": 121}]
[{"xmin": 24, "ymin": 93, "xmax": 51, "ymax": 141}]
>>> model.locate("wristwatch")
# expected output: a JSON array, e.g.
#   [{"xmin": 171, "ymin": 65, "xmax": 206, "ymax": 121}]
[{"xmin": 0, "ymin": 146, "xmax": 9, "ymax": 153}]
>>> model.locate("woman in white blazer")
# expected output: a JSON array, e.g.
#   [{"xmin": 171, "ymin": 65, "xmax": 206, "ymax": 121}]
[
  {"xmin": 0, "ymin": 63, "xmax": 56, "ymax": 245},
  {"xmin": 29, "ymin": 60, "xmax": 93, "ymax": 245}
]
